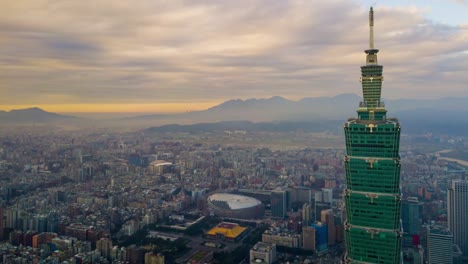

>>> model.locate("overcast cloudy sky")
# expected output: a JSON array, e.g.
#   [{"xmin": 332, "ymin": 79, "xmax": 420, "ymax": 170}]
[{"xmin": 1, "ymin": 0, "xmax": 467, "ymax": 113}]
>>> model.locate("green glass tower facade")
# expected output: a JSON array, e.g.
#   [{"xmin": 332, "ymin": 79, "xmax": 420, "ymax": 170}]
[{"xmin": 343, "ymin": 7, "xmax": 402, "ymax": 264}]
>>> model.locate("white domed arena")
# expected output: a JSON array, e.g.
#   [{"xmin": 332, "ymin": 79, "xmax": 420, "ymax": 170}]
[{"xmin": 207, "ymin": 193, "xmax": 265, "ymax": 219}]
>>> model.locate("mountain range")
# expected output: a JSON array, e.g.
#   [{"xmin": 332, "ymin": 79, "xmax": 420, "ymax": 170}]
[
  {"xmin": 2, "ymin": 94, "xmax": 467, "ymax": 135},
  {"xmin": 130, "ymin": 93, "xmax": 360, "ymax": 123},
  {"xmin": 0, "ymin": 107, "xmax": 76, "ymax": 124},
  {"xmin": 130, "ymin": 93, "xmax": 468, "ymax": 122},
  {"xmin": 139, "ymin": 94, "xmax": 468, "ymax": 135}
]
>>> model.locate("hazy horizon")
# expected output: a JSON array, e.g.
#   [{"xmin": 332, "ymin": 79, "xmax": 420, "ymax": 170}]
[{"xmin": 3, "ymin": 92, "xmax": 468, "ymax": 114}]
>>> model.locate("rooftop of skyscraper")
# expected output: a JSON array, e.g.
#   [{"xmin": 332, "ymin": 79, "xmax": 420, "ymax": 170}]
[
  {"xmin": 427, "ymin": 225, "xmax": 451, "ymax": 236},
  {"xmin": 252, "ymin": 242, "xmax": 275, "ymax": 252}
]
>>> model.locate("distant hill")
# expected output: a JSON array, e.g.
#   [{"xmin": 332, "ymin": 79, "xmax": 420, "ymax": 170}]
[
  {"xmin": 139, "ymin": 94, "xmax": 468, "ymax": 136},
  {"xmin": 0, "ymin": 107, "xmax": 77, "ymax": 124},
  {"xmin": 200, "ymin": 93, "xmax": 361, "ymax": 121},
  {"xmin": 130, "ymin": 94, "xmax": 468, "ymax": 122},
  {"xmin": 130, "ymin": 94, "xmax": 362, "ymax": 124}
]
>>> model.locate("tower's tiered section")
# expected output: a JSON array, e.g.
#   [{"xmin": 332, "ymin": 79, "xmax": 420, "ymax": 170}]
[{"xmin": 344, "ymin": 7, "xmax": 402, "ymax": 264}]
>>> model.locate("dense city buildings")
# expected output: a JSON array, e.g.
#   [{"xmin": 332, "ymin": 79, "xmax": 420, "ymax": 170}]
[
  {"xmin": 0, "ymin": 111, "xmax": 466, "ymax": 263},
  {"xmin": 343, "ymin": 7, "xmax": 402, "ymax": 264},
  {"xmin": 262, "ymin": 228, "xmax": 301, "ymax": 248},
  {"xmin": 447, "ymin": 180, "xmax": 468, "ymax": 261}
]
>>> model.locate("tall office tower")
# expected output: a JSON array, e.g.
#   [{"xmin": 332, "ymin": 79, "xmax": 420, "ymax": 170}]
[
  {"xmin": 315, "ymin": 188, "xmax": 333, "ymax": 204},
  {"xmin": 97, "ymin": 237, "xmax": 113, "ymax": 260},
  {"xmin": 343, "ymin": 7, "xmax": 402, "ymax": 264},
  {"xmin": 447, "ymin": 180, "xmax": 468, "ymax": 260},
  {"xmin": 0, "ymin": 206, "xmax": 4, "ymax": 241},
  {"xmin": 271, "ymin": 190, "xmax": 287, "ymax": 219},
  {"xmin": 426, "ymin": 225, "xmax": 453, "ymax": 264},
  {"xmin": 402, "ymin": 197, "xmax": 422, "ymax": 236},
  {"xmin": 315, "ymin": 188, "xmax": 333, "ymax": 221},
  {"xmin": 313, "ymin": 222, "xmax": 328, "ymax": 252},
  {"xmin": 302, "ymin": 226, "xmax": 317, "ymax": 251},
  {"xmin": 321, "ymin": 209, "xmax": 336, "ymax": 246},
  {"xmin": 6, "ymin": 208, "xmax": 20, "ymax": 229},
  {"xmin": 302, "ymin": 203, "xmax": 312, "ymax": 226},
  {"xmin": 402, "ymin": 197, "xmax": 423, "ymax": 246},
  {"xmin": 322, "ymin": 188, "xmax": 333, "ymax": 204}
]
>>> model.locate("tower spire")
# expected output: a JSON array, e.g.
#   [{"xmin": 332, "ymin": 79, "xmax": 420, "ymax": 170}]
[
  {"xmin": 361, "ymin": 7, "xmax": 383, "ymax": 109},
  {"xmin": 365, "ymin": 7, "xmax": 378, "ymax": 66}
]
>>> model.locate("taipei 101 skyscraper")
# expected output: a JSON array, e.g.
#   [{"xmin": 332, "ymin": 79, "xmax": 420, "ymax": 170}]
[{"xmin": 343, "ymin": 7, "xmax": 402, "ymax": 264}]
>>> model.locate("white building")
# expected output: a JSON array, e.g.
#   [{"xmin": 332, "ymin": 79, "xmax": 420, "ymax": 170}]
[
  {"xmin": 250, "ymin": 242, "xmax": 276, "ymax": 264},
  {"xmin": 447, "ymin": 180, "xmax": 468, "ymax": 260},
  {"xmin": 427, "ymin": 225, "xmax": 453, "ymax": 264}
]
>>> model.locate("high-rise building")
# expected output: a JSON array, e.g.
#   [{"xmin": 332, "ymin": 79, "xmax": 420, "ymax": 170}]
[
  {"xmin": 426, "ymin": 225, "xmax": 453, "ymax": 264},
  {"xmin": 6, "ymin": 208, "xmax": 20, "ymax": 230},
  {"xmin": 302, "ymin": 203, "xmax": 312, "ymax": 226},
  {"xmin": 0, "ymin": 206, "xmax": 4, "ymax": 241},
  {"xmin": 302, "ymin": 226, "xmax": 316, "ymax": 251},
  {"xmin": 314, "ymin": 203, "xmax": 329, "ymax": 222},
  {"xmin": 321, "ymin": 209, "xmax": 336, "ymax": 246},
  {"xmin": 447, "ymin": 180, "xmax": 468, "ymax": 260},
  {"xmin": 97, "ymin": 237, "xmax": 113, "ymax": 260},
  {"xmin": 271, "ymin": 190, "xmax": 287, "ymax": 219},
  {"xmin": 250, "ymin": 242, "xmax": 276, "ymax": 264},
  {"xmin": 314, "ymin": 188, "xmax": 333, "ymax": 221},
  {"xmin": 313, "ymin": 222, "xmax": 328, "ymax": 252},
  {"xmin": 343, "ymin": 7, "xmax": 402, "ymax": 264},
  {"xmin": 402, "ymin": 197, "xmax": 422, "ymax": 236},
  {"xmin": 315, "ymin": 188, "xmax": 333, "ymax": 204},
  {"xmin": 402, "ymin": 197, "xmax": 423, "ymax": 247}
]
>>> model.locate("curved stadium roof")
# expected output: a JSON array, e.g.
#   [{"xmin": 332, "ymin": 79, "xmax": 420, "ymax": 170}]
[{"xmin": 208, "ymin": 193, "xmax": 262, "ymax": 210}]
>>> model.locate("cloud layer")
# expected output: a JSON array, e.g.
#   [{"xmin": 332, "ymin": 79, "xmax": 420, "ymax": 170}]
[{"xmin": 1, "ymin": 0, "xmax": 467, "ymax": 110}]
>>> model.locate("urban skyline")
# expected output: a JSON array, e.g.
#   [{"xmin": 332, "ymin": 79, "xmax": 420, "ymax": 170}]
[
  {"xmin": 1, "ymin": 2, "xmax": 468, "ymax": 264},
  {"xmin": 2, "ymin": 0, "xmax": 468, "ymax": 113}
]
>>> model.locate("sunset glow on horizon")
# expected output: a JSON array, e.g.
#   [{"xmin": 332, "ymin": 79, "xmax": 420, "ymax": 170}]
[{"xmin": 0, "ymin": 102, "xmax": 222, "ymax": 113}]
